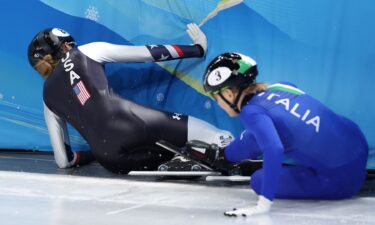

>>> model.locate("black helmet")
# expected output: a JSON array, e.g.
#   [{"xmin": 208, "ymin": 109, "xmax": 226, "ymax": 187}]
[
  {"xmin": 27, "ymin": 28, "xmax": 76, "ymax": 68},
  {"xmin": 203, "ymin": 52, "xmax": 258, "ymax": 95}
]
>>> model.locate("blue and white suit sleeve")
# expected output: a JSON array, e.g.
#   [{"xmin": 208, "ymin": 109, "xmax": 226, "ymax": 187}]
[
  {"xmin": 43, "ymin": 102, "xmax": 76, "ymax": 168},
  {"xmin": 78, "ymin": 24, "xmax": 205, "ymax": 64},
  {"xmin": 78, "ymin": 42, "xmax": 203, "ymax": 64}
]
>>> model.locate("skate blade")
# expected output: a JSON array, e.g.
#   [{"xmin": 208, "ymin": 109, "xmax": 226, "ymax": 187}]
[
  {"xmin": 205, "ymin": 175, "xmax": 250, "ymax": 182},
  {"xmin": 128, "ymin": 171, "xmax": 221, "ymax": 176}
]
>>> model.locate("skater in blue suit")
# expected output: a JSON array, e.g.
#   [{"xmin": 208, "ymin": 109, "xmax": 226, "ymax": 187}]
[{"xmin": 182, "ymin": 52, "xmax": 368, "ymax": 216}]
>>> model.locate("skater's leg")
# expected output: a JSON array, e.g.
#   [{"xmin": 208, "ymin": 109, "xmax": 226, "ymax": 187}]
[
  {"xmin": 250, "ymin": 161, "xmax": 365, "ymax": 199},
  {"xmin": 97, "ymin": 145, "xmax": 174, "ymax": 174},
  {"xmin": 148, "ymin": 113, "xmax": 233, "ymax": 148},
  {"xmin": 187, "ymin": 116, "xmax": 233, "ymax": 147},
  {"xmin": 129, "ymin": 101, "xmax": 233, "ymax": 147}
]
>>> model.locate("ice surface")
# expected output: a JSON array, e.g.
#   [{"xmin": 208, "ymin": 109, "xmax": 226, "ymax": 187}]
[{"xmin": 0, "ymin": 152, "xmax": 374, "ymax": 225}]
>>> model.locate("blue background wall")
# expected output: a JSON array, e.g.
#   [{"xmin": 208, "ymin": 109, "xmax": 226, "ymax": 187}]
[{"xmin": 0, "ymin": 0, "xmax": 374, "ymax": 168}]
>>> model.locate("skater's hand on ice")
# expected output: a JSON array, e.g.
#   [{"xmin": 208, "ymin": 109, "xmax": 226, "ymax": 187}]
[
  {"xmin": 224, "ymin": 196, "xmax": 272, "ymax": 217},
  {"xmin": 186, "ymin": 23, "xmax": 207, "ymax": 55}
]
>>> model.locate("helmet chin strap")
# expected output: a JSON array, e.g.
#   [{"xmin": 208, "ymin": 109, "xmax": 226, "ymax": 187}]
[
  {"xmin": 52, "ymin": 47, "xmax": 65, "ymax": 62},
  {"xmin": 52, "ymin": 42, "xmax": 76, "ymax": 61},
  {"xmin": 218, "ymin": 87, "xmax": 246, "ymax": 114},
  {"xmin": 241, "ymin": 93, "xmax": 255, "ymax": 108}
]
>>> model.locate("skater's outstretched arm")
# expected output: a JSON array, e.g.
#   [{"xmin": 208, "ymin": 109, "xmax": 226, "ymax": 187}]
[
  {"xmin": 224, "ymin": 108, "xmax": 283, "ymax": 216},
  {"xmin": 44, "ymin": 103, "xmax": 95, "ymax": 168},
  {"xmin": 78, "ymin": 23, "xmax": 207, "ymax": 64},
  {"xmin": 177, "ymin": 108, "xmax": 283, "ymax": 216}
]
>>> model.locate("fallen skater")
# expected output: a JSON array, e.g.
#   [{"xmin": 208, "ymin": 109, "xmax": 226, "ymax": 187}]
[{"xmin": 27, "ymin": 24, "xmax": 233, "ymax": 174}]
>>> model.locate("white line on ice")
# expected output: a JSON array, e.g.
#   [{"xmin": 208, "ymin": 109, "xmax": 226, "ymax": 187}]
[{"xmin": 106, "ymin": 204, "xmax": 146, "ymax": 215}]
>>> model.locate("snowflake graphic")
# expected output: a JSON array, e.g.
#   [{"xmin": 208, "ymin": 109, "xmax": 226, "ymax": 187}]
[
  {"xmin": 85, "ymin": 5, "xmax": 100, "ymax": 21},
  {"xmin": 204, "ymin": 100, "xmax": 212, "ymax": 109},
  {"xmin": 156, "ymin": 93, "xmax": 165, "ymax": 102}
]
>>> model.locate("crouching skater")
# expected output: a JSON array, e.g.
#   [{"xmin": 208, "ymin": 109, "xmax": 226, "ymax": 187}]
[{"xmin": 176, "ymin": 52, "xmax": 368, "ymax": 216}]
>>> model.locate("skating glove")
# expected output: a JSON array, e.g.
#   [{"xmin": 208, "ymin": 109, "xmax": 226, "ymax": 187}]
[
  {"xmin": 224, "ymin": 195, "xmax": 272, "ymax": 217},
  {"xmin": 186, "ymin": 23, "xmax": 207, "ymax": 55}
]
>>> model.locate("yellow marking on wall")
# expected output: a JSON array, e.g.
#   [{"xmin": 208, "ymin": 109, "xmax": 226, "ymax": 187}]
[
  {"xmin": 156, "ymin": 62, "xmax": 210, "ymax": 97},
  {"xmin": 199, "ymin": 0, "xmax": 243, "ymax": 26}
]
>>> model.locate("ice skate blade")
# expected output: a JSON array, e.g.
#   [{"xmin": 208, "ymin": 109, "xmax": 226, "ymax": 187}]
[
  {"xmin": 128, "ymin": 171, "xmax": 221, "ymax": 176},
  {"xmin": 205, "ymin": 175, "xmax": 250, "ymax": 182}
]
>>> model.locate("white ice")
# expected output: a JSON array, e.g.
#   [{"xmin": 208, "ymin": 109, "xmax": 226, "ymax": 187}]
[{"xmin": 0, "ymin": 170, "xmax": 374, "ymax": 225}]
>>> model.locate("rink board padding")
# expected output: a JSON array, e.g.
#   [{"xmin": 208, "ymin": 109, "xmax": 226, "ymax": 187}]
[
  {"xmin": 0, "ymin": 150, "xmax": 375, "ymax": 195},
  {"xmin": 0, "ymin": 150, "xmax": 245, "ymax": 185}
]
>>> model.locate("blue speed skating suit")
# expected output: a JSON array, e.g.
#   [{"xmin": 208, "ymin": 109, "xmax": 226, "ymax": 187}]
[{"xmin": 225, "ymin": 82, "xmax": 368, "ymax": 200}]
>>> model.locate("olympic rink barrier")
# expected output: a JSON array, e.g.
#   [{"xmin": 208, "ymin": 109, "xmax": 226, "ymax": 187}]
[{"xmin": 0, "ymin": 0, "xmax": 374, "ymax": 168}]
